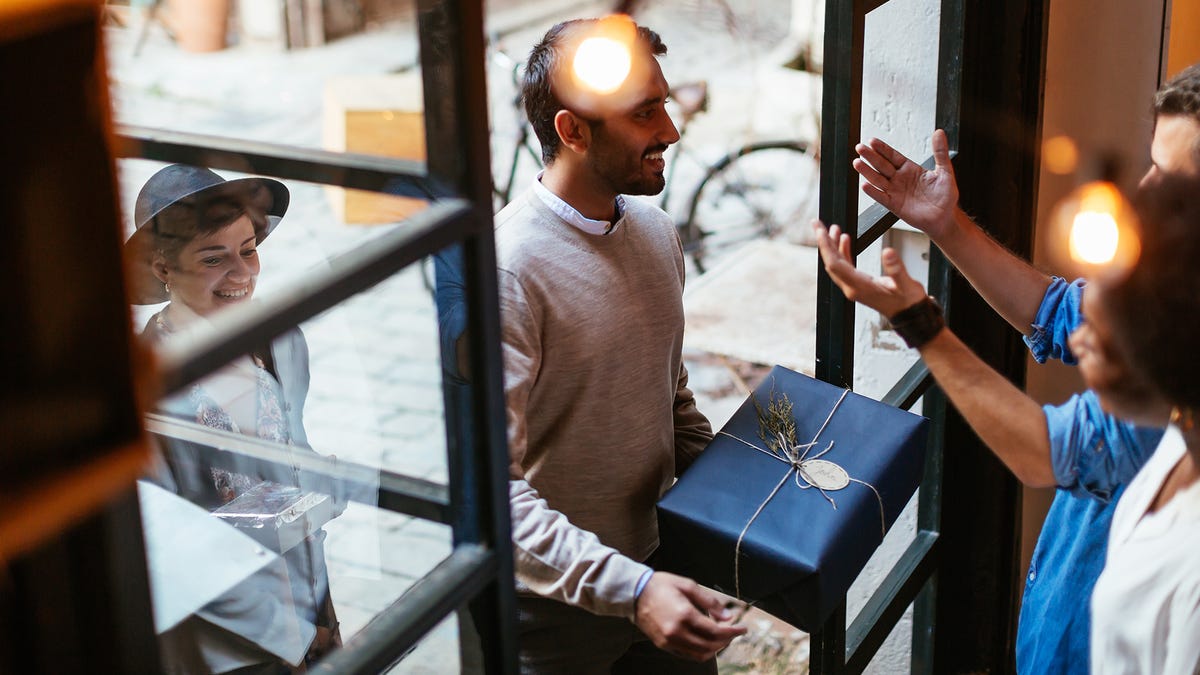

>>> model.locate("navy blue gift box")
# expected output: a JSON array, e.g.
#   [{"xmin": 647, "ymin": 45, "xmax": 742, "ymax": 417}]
[{"xmin": 656, "ymin": 365, "xmax": 928, "ymax": 631}]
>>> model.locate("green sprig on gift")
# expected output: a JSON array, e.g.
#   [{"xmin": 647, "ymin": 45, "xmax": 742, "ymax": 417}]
[{"xmin": 753, "ymin": 383, "xmax": 798, "ymax": 453}]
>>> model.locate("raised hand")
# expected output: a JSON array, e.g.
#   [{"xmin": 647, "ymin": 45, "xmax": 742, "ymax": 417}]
[
  {"xmin": 853, "ymin": 129, "xmax": 958, "ymax": 240},
  {"xmin": 634, "ymin": 572, "xmax": 747, "ymax": 662},
  {"xmin": 812, "ymin": 220, "xmax": 928, "ymax": 318}
]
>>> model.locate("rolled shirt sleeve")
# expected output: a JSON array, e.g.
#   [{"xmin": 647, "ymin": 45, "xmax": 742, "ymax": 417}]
[
  {"xmin": 1024, "ymin": 276, "xmax": 1086, "ymax": 365},
  {"xmin": 1044, "ymin": 390, "xmax": 1163, "ymax": 501}
]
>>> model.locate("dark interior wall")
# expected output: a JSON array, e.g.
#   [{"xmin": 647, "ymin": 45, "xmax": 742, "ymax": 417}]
[
  {"xmin": 1021, "ymin": 0, "xmax": 1168, "ymax": 585},
  {"xmin": 931, "ymin": 1, "xmax": 1050, "ymax": 672}
]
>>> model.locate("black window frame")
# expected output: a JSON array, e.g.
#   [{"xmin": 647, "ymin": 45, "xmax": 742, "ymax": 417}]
[
  {"xmin": 809, "ymin": 0, "xmax": 1045, "ymax": 672},
  {"xmin": 115, "ymin": 1, "xmax": 519, "ymax": 672}
]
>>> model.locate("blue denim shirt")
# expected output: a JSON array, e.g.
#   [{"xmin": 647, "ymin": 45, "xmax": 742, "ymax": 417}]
[{"xmin": 1016, "ymin": 277, "xmax": 1163, "ymax": 674}]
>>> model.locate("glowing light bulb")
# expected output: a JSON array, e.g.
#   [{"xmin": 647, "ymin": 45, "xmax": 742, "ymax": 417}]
[
  {"xmin": 1049, "ymin": 179, "xmax": 1140, "ymax": 276},
  {"xmin": 1069, "ymin": 210, "xmax": 1120, "ymax": 264},
  {"xmin": 572, "ymin": 37, "xmax": 631, "ymax": 94}
]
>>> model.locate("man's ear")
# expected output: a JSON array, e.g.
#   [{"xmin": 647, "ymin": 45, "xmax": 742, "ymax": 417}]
[{"xmin": 554, "ymin": 109, "xmax": 591, "ymax": 155}]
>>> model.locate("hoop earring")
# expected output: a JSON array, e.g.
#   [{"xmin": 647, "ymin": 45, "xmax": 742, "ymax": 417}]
[{"xmin": 1170, "ymin": 407, "xmax": 1196, "ymax": 432}]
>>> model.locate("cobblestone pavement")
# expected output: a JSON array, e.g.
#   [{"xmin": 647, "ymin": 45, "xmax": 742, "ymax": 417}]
[{"xmin": 106, "ymin": 0, "xmax": 817, "ymax": 671}]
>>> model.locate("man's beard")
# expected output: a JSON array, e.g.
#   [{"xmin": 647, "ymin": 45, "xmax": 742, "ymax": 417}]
[
  {"xmin": 589, "ymin": 126, "xmax": 667, "ymax": 196},
  {"xmin": 609, "ymin": 166, "xmax": 666, "ymax": 196}
]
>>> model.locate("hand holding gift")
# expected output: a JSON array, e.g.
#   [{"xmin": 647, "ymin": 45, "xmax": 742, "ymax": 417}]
[
  {"xmin": 657, "ymin": 367, "xmax": 928, "ymax": 630},
  {"xmin": 634, "ymin": 572, "xmax": 746, "ymax": 661}
]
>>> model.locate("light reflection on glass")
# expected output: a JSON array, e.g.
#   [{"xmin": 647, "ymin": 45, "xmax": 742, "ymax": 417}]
[
  {"xmin": 573, "ymin": 36, "xmax": 632, "ymax": 94},
  {"xmin": 1043, "ymin": 134, "xmax": 1079, "ymax": 175}
]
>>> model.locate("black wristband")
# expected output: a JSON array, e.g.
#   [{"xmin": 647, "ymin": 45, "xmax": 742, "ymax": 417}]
[{"xmin": 890, "ymin": 297, "xmax": 945, "ymax": 349}]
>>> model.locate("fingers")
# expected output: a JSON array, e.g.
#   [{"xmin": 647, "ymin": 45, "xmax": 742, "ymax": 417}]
[
  {"xmin": 861, "ymin": 182, "xmax": 890, "ymax": 207},
  {"xmin": 931, "ymin": 128, "xmax": 954, "ymax": 175},
  {"xmin": 637, "ymin": 574, "xmax": 747, "ymax": 662},
  {"xmin": 855, "ymin": 140, "xmax": 912, "ymax": 210},
  {"xmin": 686, "ymin": 612, "xmax": 747, "ymax": 641},
  {"xmin": 680, "ymin": 582, "xmax": 733, "ymax": 622},
  {"xmin": 836, "ymin": 225, "xmax": 852, "ymax": 259},
  {"xmin": 853, "ymin": 144, "xmax": 898, "ymax": 208},
  {"xmin": 812, "ymin": 221, "xmax": 849, "ymax": 270},
  {"xmin": 812, "ymin": 220, "xmax": 842, "ymax": 265},
  {"xmin": 855, "ymin": 142, "xmax": 897, "ymax": 180},
  {"xmin": 876, "ymin": 137, "xmax": 914, "ymax": 172},
  {"xmin": 880, "ymin": 247, "xmax": 910, "ymax": 281},
  {"xmin": 853, "ymin": 157, "xmax": 890, "ymax": 192},
  {"xmin": 654, "ymin": 612, "xmax": 741, "ymax": 662},
  {"xmin": 676, "ymin": 582, "xmax": 746, "ymax": 643},
  {"xmin": 813, "ymin": 221, "xmax": 854, "ymax": 271},
  {"xmin": 881, "ymin": 248, "xmax": 930, "ymax": 308},
  {"xmin": 670, "ymin": 609, "xmax": 746, "ymax": 660},
  {"xmin": 866, "ymin": 137, "xmax": 911, "ymax": 172},
  {"xmin": 813, "ymin": 221, "xmax": 874, "ymax": 305}
]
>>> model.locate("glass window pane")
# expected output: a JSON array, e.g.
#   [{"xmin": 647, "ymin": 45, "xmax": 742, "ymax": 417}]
[
  {"xmin": 389, "ymin": 613, "xmax": 463, "ymax": 674},
  {"xmin": 106, "ymin": 9, "xmax": 423, "ymax": 157},
  {"xmin": 119, "ymin": 158, "xmax": 466, "ymax": 671}
]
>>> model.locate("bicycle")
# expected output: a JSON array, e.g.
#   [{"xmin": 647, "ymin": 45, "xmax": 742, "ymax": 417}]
[
  {"xmin": 488, "ymin": 45, "xmax": 542, "ymax": 212},
  {"xmin": 486, "ymin": 43, "xmax": 820, "ymax": 275},
  {"xmin": 657, "ymin": 81, "xmax": 818, "ymax": 274}
]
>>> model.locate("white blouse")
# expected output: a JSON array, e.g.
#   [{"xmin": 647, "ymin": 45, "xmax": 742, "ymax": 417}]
[{"xmin": 1091, "ymin": 425, "xmax": 1200, "ymax": 674}]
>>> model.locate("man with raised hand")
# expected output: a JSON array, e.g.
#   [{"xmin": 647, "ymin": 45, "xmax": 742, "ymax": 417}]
[
  {"xmin": 494, "ymin": 17, "xmax": 744, "ymax": 673},
  {"xmin": 811, "ymin": 63, "xmax": 1200, "ymax": 674}
]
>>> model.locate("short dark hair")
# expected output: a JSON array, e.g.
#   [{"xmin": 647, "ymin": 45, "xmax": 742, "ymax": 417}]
[
  {"xmin": 1155, "ymin": 63, "xmax": 1200, "ymax": 119},
  {"xmin": 1154, "ymin": 63, "xmax": 1200, "ymax": 166},
  {"xmin": 151, "ymin": 187, "xmax": 267, "ymax": 267},
  {"xmin": 1104, "ymin": 172, "xmax": 1200, "ymax": 410},
  {"xmin": 521, "ymin": 19, "xmax": 667, "ymax": 164}
]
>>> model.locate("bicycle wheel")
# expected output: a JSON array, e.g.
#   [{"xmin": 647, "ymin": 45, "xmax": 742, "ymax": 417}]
[{"xmin": 682, "ymin": 140, "xmax": 819, "ymax": 274}]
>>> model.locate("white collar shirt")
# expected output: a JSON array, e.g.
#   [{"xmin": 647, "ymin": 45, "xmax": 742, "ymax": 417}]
[{"xmin": 532, "ymin": 172, "xmax": 625, "ymax": 235}]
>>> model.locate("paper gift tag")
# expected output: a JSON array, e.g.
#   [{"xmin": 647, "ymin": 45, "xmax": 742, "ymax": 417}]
[{"xmin": 800, "ymin": 459, "xmax": 849, "ymax": 490}]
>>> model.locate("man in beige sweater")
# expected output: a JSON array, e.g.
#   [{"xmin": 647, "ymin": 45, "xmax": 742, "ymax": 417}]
[{"xmin": 495, "ymin": 17, "xmax": 745, "ymax": 673}]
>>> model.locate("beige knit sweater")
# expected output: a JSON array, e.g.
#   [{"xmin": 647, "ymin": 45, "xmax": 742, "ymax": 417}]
[{"xmin": 495, "ymin": 187, "xmax": 712, "ymax": 620}]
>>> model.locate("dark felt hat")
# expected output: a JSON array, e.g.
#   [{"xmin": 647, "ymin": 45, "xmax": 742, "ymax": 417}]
[{"xmin": 125, "ymin": 164, "xmax": 289, "ymax": 304}]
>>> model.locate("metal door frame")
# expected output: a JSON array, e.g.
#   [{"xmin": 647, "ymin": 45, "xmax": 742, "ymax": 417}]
[
  {"xmin": 114, "ymin": 0, "xmax": 519, "ymax": 671},
  {"xmin": 812, "ymin": 0, "xmax": 1046, "ymax": 671}
]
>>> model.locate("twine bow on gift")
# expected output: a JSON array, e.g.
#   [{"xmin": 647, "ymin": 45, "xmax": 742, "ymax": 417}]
[{"xmin": 719, "ymin": 387, "xmax": 887, "ymax": 600}]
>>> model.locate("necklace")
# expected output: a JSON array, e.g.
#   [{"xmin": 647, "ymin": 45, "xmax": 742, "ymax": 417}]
[{"xmin": 154, "ymin": 310, "xmax": 174, "ymax": 335}]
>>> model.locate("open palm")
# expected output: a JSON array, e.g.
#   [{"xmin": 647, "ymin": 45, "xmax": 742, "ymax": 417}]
[
  {"xmin": 812, "ymin": 221, "xmax": 928, "ymax": 319},
  {"xmin": 852, "ymin": 129, "xmax": 959, "ymax": 239}
]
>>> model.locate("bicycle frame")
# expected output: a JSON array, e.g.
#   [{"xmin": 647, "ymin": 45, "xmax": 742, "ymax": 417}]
[{"xmin": 494, "ymin": 120, "xmax": 541, "ymax": 208}]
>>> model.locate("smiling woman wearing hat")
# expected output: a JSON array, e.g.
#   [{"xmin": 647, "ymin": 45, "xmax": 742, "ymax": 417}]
[
  {"xmin": 128, "ymin": 162, "xmax": 287, "ymax": 306},
  {"xmin": 128, "ymin": 164, "xmax": 341, "ymax": 674}
]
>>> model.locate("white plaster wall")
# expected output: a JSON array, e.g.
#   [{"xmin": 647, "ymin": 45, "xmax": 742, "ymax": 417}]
[{"xmin": 847, "ymin": 0, "xmax": 941, "ymax": 672}]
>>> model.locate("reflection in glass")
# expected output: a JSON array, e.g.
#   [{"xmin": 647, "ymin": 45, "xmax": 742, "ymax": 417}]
[
  {"xmin": 127, "ymin": 164, "xmax": 341, "ymax": 673},
  {"xmin": 107, "ymin": 8, "xmax": 431, "ymax": 163}
]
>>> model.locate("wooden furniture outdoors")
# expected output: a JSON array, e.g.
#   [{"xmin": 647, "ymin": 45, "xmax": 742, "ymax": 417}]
[{"xmin": 323, "ymin": 71, "xmax": 428, "ymax": 224}]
